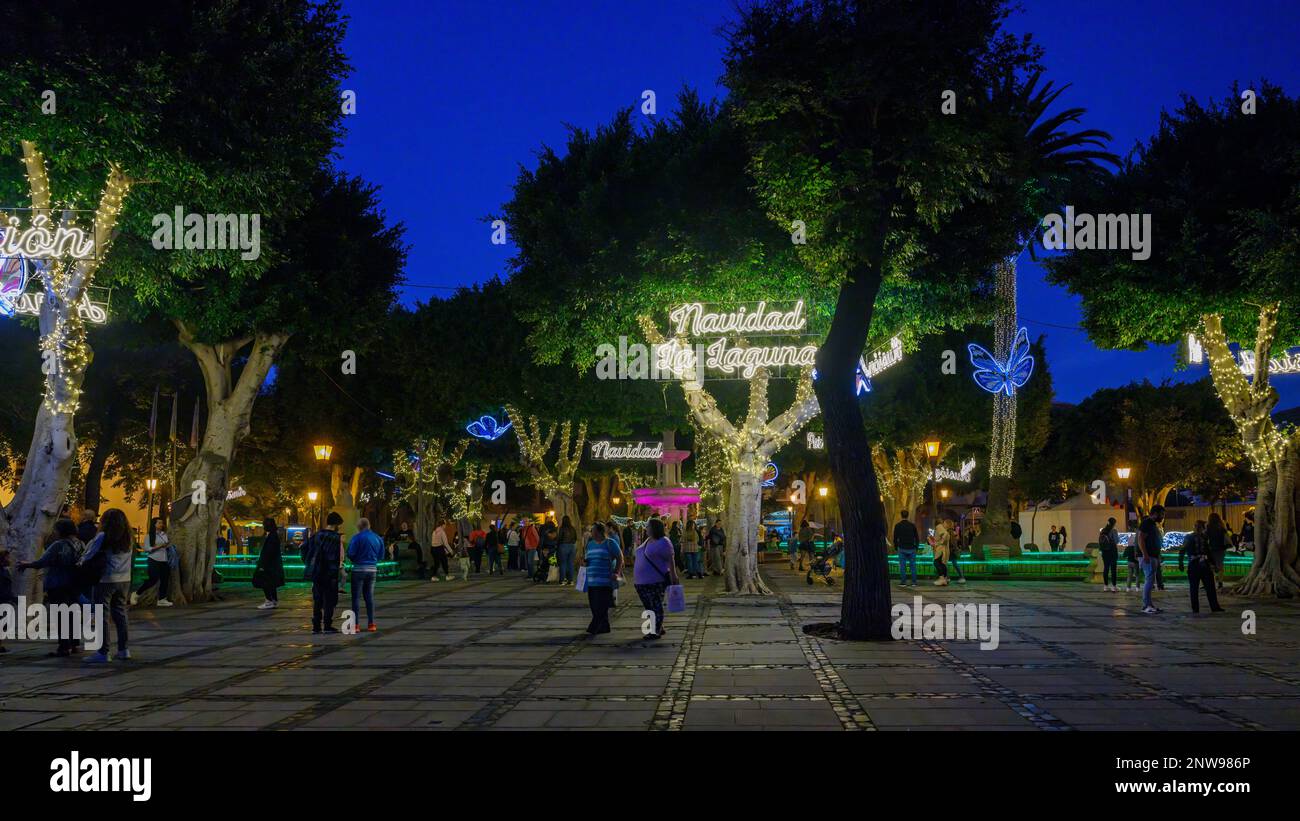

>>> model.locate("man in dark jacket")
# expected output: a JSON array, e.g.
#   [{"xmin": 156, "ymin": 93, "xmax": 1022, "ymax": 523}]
[
  {"xmin": 893, "ymin": 510, "xmax": 921, "ymax": 587},
  {"xmin": 303, "ymin": 512, "xmax": 345, "ymax": 633}
]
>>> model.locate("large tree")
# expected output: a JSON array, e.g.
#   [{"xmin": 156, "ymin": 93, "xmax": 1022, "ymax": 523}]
[
  {"xmin": 1046, "ymin": 84, "xmax": 1300, "ymax": 596},
  {"xmin": 721, "ymin": 0, "xmax": 1104, "ymax": 637}
]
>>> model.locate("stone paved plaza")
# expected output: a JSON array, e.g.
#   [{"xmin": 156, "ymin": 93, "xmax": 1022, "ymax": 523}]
[{"xmin": 2, "ymin": 563, "xmax": 1298, "ymax": 731}]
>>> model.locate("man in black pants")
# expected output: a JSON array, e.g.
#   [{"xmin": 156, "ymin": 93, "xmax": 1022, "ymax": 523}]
[
  {"xmin": 303, "ymin": 512, "xmax": 345, "ymax": 633},
  {"xmin": 1180, "ymin": 520, "xmax": 1224, "ymax": 615}
]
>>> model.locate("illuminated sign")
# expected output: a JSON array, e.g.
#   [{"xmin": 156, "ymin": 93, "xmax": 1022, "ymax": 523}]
[
  {"xmin": 1187, "ymin": 333, "xmax": 1300, "ymax": 377},
  {"xmin": 466, "ymin": 415, "xmax": 512, "ymax": 441},
  {"xmin": 0, "ymin": 252, "xmax": 28, "ymax": 317},
  {"xmin": 590, "ymin": 440, "xmax": 664, "ymax": 460},
  {"xmin": 968, "ymin": 328, "xmax": 1034, "ymax": 396},
  {"xmin": 1, "ymin": 213, "xmax": 97, "ymax": 260},
  {"xmin": 935, "ymin": 458, "xmax": 976, "ymax": 483},
  {"xmin": 813, "ymin": 335, "xmax": 904, "ymax": 395},
  {"xmin": 806, "ymin": 431, "xmax": 824, "ymax": 450},
  {"xmin": 761, "ymin": 462, "xmax": 778, "ymax": 487},
  {"xmin": 663, "ymin": 300, "xmax": 817, "ymax": 379},
  {"xmin": 9, "ymin": 289, "xmax": 109, "ymax": 324}
]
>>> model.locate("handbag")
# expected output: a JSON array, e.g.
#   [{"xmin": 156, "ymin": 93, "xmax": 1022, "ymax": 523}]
[
  {"xmin": 666, "ymin": 583, "xmax": 686, "ymax": 612},
  {"xmin": 575, "ymin": 566, "xmax": 588, "ymax": 592},
  {"xmin": 547, "ymin": 565, "xmax": 559, "ymax": 583}
]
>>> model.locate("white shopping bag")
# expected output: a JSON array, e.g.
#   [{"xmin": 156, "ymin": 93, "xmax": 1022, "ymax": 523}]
[{"xmin": 575, "ymin": 566, "xmax": 588, "ymax": 592}]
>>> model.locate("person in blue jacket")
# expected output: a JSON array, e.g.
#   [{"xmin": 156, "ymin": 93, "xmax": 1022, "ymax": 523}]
[{"xmin": 347, "ymin": 517, "xmax": 386, "ymax": 632}]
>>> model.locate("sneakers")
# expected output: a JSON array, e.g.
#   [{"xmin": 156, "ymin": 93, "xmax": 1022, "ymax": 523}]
[
  {"xmin": 933, "ymin": 577, "xmax": 949, "ymax": 586},
  {"xmin": 1142, "ymin": 606, "xmax": 1163, "ymax": 614},
  {"xmin": 323, "ymin": 627, "xmax": 340, "ymax": 634},
  {"xmin": 129, "ymin": 592, "xmax": 140, "ymax": 606},
  {"xmin": 115, "ymin": 650, "xmax": 131, "ymax": 661},
  {"xmin": 157, "ymin": 598, "xmax": 173, "ymax": 607},
  {"xmin": 430, "ymin": 577, "xmax": 441, "ymax": 583},
  {"xmin": 444, "ymin": 576, "xmax": 453, "ymax": 581},
  {"xmin": 84, "ymin": 652, "xmax": 110, "ymax": 664},
  {"xmin": 257, "ymin": 600, "xmax": 276, "ymax": 610},
  {"xmin": 956, "ymin": 578, "xmax": 967, "ymax": 584},
  {"xmin": 367, "ymin": 623, "xmax": 377, "ymax": 632}
]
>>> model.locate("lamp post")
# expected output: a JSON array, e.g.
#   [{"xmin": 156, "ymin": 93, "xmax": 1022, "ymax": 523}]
[
  {"xmin": 307, "ymin": 490, "xmax": 319, "ymax": 530},
  {"xmin": 313, "ymin": 443, "xmax": 333, "ymax": 529},
  {"xmin": 924, "ymin": 438, "xmax": 941, "ymax": 533},
  {"xmin": 146, "ymin": 478, "xmax": 158, "ymax": 543},
  {"xmin": 1116, "ymin": 466, "xmax": 1132, "ymax": 530},
  {"xmin": 818, "ymin": 485, "xmax": 829, "ymax": 542}
]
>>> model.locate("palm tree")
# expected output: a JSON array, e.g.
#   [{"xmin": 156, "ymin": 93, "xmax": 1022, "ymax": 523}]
[{"xmin": 975, "ymin": 71, "xmax": 1119, "ymax": 556}]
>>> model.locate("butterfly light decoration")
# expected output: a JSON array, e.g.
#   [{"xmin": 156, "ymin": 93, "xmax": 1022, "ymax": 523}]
[
  {"xmin": 0, "ymin": 237, "xmax": 29, "ymax": 318},
  {"xmin": 466, "ymin": 415, "xmax": 512, "ymax": 441},
  {"xmin": 967, "ymin": 327, "xmax": 1035, "ymax": 396}
]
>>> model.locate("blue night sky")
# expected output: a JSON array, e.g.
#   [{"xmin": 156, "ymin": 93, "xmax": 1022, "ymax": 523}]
[{"xmin": 336, "ymin": 0, "xmax": 1300, "ymax": 408}]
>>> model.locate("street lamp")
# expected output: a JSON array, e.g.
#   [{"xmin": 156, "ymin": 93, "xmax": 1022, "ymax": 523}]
[
  {"xmin": 313, "ymin": 444, "xmax": 334, "ymax": 461},
  {"xmin": 307, "ymin": 490, "xmax": 319, "ymax": 530},
  {"xmin": 925, "ymin": 438, "xmax": 942, "ymax": 531},
  {"xmin": 1115, "ymin": 466, "xmax": 1132, "ymax": 528},
  {"xmin": 313, "ymin": 443, "xmax": 332, "ymax": 530},
  {"xmin": 940, "ymin": 487, "xmax": 950, "ymax": 500},
  {"xmin": 146, "ymin": 478, "xmax": 158, "ymax": 538}
]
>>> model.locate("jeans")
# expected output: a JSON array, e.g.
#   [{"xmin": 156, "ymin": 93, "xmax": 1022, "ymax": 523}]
[
  {"xmin": 134, "ymin": 558, "xmax": 170, "ymax": 600},
  {"xmin": 1140, "ymin": 558, "xmax": 1158, "ymax": 609},
  {"xmin": 897, "ymin": 549, "xmax": 918, "ymax": 585},
  {"xmin": 457, "ymin": 557, "xmax": 470, "ymax": 580},
  {"xmin": 1100, "ymin": 548, "xmax": 1118, "ymax": 586},
  {"xmin": 934, "ymin": 556, "xmax": 948, "ymax": 579},
  {"xmin": 1127, "ymin": 560, "xmax": 1142, "ymax": 587},
  {"xmin": 685, "ymin": 551, "xmax": 702, "ymax": 577},
  {"xmin": 558, "ymin": 543, "xmax": 576, "ymax": 583},
  {"xmin": 586, "ymin": 585, "xmax": 614, "ymax": 634},
  {"xmin": 525, "ymin": 549, "xmax": 537, "ymax": 576},
  {"xmin": 350, "ymin": 569, "xmax": 376, "ymax": 624},
  {"xmin": 431, "ymin": 546, "xmax": 450, "ymax": 577},
  {"xmin": 707, "ymin": 545, "xmax": 724, "ymax": 574},
  {"xmin": 47, "ymin": 587, "xmax": 80, "ymax": 654},
  {"xmin": 470, "ymin": 546, "xmax": 483, "ymax": 573},
  {"xmin": 94, "ymin": 581, "xmax": 130, "ymax": 654},
  {"xmin": 636, "ymin": 582, "xmax": 667, "ymax": 637},
  {"xmin": 487, "ymin": 548, "xmax": 503, "ymax": 575},
  {"xmin": 507, "ymin": 545, "xmax": 519, "ymax": 570},
  {"xmin": 312, "ymin": 575, "xmax": 339, "ymax": 630},
  {"xmin": 1187, "ymin": 558, "xmax": 1221, "ymax": 614},
  {"xmin": 949, "ymin": 554, "xmax": 964, "ymax": 580},
  {"xmin": 1155, "ymin": 560, "xmax": 1165, "ymax": 589}
]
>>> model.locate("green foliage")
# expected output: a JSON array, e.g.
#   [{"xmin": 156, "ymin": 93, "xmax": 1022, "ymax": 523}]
[{"xmin": 1045, "ymin": 83, "xmax": 1300, "ymax": 351}]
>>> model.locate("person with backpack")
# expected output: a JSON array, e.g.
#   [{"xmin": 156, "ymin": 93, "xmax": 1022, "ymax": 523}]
[
  {"xmin": 348, "ymin": 518, "xmax": 385, "ymax": 632},
  {"xmin": 17, "ymin": 518, "xmax": 84, "ymax": 656},
  {"xmin": 485, "ymin": 523, "xmax": 504, "ymax": 576},
  {"xmin": 1097, "ymin": 517, "xmax": 1120, "ymax": 592},
  {"xmin": 634, "ymin": 518, "xmax": 678, "ymax": 640},
  {"xmin": 706, "ymin": 519, "xmax": 726, "ymax": 576},
  {"xmin": 130, "ymin": 517, "xmax": 174, "ymax": 608},
  {"xmin": 468, "ymin": 525, "xmax": 486, "ymax": 574},
  {"xmin": 79, "ymin": 509, "xmax": 134, "ymax": 662},
  {"xmin": 1180, "ymin": 519, "xmax": 1224, "ymax": 615},
  {"xmin": 892, "ymin": 510, "xmax": 920, "ymax": 587},
  {"xmin": 557, "ymin": 515, "xmax": 578, "ymax": 586},
  {"xmin": 944, "ymin": 518, "xmax": 966, "ymax": 584},
  {"xmin": 252, "ymin": 516, "xmax": 285, "ymax": 608},
  {"xmin": 302, "ymin": 512, "xmax": 345, "ymax": 633},
  {"xmin": 429, "ymin": 517, "xmax": 454, "ymax": 582},
  {"xmin": 579, "ymin": 522, "xmax": 624, "ymax": 635}
]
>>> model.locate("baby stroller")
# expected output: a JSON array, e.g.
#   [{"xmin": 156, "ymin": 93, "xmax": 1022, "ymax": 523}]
[{"xmin": 806, "ymin": 541, "xmax": 843, "ymax": 586}]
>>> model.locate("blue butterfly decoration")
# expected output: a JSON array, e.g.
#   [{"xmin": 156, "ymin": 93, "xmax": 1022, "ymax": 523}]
[
  {"xmin": 761, "ymin": 462, "xmax": 779, "ymax": 488},
  {"xmin": 466, "ymin": 415, "xmax": 512, "ymax": 441},
  {"xmin": 967, "ymin": 327, "xmax": 1034, "ymax": 396}
]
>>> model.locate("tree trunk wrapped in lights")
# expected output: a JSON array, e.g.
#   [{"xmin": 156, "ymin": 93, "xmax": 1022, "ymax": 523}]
[
  {"xmin": 393, "ymin": 437, "xmax": 471, "ymax": 550},
  {"xmin": 3, "ymin": 142, "xmax": 132, "ymax": 598},
  {"xmin": 168, "ymin": 325, "xmax": 289, "ymax": 603},
  {"xmin": 505, "ymin": 407, "xmax": 587, "ymax": 531},
  {"xmin": 1201, "ymin": 308, "xmax": 1300, "ymax": 597},
  {"xmin": 873, "ymin": 442, "xmax": 952, "ymax": 538},
  {"xmin": 642, "ymin": 316, "xmax": 819, "ymax": 593},
  {"xmin": 449, "ymin": 461, "xmax": 489, "ymax": 524},
  {"xmin": 974, "ymin": 256, "xmax": 1021, "ymax": 556},
  {"xmin": 691, "ymin": 424, "xmax": 733, "ymax": 520}
]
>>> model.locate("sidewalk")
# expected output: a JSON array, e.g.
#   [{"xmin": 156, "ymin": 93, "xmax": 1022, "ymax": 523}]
[{"xmin": 1, "ymin": 563, "xmax": 1297, "ymax": 731}]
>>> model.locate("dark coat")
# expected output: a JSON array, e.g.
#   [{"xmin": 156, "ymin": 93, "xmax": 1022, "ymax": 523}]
[{"xmin": 253, "ymin": 531, "xmax": 285, "ymax": 591}]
